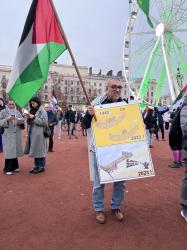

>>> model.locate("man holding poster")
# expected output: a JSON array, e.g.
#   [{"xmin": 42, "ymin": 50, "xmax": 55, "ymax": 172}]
[{"xmin": 82, "ymin": 79, "xmax": 126, "ymax": 224}]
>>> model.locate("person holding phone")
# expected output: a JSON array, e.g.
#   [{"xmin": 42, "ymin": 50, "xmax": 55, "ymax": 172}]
[
  {"xmin": 0, "ymin": 100, "xmax": 24, "ymax": 175},
  {"xmin": 24, "ymin": 97, "xmax": 48, "ymax": 174}
]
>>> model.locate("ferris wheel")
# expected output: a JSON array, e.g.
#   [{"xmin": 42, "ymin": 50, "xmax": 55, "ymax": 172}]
[{"xmin": 123, "ymin": 0, "xmax": 187, "ymax": 104}]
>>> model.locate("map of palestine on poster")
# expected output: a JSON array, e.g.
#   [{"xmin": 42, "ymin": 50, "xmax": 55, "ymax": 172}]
[{"xmin": 91, "ymin": 102, "xmax": 155, "ymax": 184}]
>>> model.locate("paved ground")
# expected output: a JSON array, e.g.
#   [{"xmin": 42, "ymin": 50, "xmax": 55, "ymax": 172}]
[{"xmin": 0, "ymin": 130, "xmax": 187, "ymax": 250}]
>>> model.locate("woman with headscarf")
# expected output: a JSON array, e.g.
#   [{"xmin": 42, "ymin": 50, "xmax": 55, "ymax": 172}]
[
  {"xmin": 24, "ymin": 97, "xmax": 48, "ymax": 174},
  {"xmin": 0, "ymin": 99, "xmax": 24, "ymax": 175}
]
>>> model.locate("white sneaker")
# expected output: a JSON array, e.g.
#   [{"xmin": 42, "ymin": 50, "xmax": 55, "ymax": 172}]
[
  {"xmin": 181, "ymin": 210, "xmax": 187, "ymax": 222},
  {"xmin": 14, "ymin": 168, "xmax": 20, "ymax": 173},
  {"xmin": 5, "ymin": 172, "xmax": 13, "ymax": 175}
]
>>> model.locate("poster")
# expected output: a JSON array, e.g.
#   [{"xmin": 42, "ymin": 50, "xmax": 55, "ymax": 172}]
[{"xmin": 92, "ymin": 102, "xmax": 155, "ymax": 184}]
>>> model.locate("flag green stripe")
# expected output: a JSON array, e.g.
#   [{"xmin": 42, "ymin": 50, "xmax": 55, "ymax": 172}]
[
  {"xmin": 154, "ymin": 64, "xmax": 166, "ymax": 105},
  {"xmin": 8, "ymin": 42, "xmax": 66, "ymax": 107}
]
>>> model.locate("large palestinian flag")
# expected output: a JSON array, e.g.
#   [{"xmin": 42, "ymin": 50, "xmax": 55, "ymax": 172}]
[{"xmin": 6, "ymin": 0, "xmax": 67, "ymax": 107}]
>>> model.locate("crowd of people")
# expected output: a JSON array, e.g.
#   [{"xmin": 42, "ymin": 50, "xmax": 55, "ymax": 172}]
[
  {"xmin": 0, "ymin": 97, "xmax": 86, "ymax": 175},
  {"xmin": 0, "ymin": 78, "xmax": 187, "ymax": 224}
]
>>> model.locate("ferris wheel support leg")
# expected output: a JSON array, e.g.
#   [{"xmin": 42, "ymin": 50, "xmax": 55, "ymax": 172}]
[
  {"xmin": 137, "ymin": 36, "xmax": 160, "ymax": 100},
  {"xmin": 161, "ymin": 35, "xmax": 176, "ymax": 102}
]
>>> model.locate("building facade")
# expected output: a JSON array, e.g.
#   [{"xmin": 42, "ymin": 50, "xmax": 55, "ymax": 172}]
[{"xmin": 0, "ymin": 63, "xmax": 171, "ymax": 107}]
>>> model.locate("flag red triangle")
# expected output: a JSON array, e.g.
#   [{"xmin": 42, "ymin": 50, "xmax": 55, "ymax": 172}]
[{"xmin": 32, "ymin": 0, "xmax": 65, "ymax": 44}]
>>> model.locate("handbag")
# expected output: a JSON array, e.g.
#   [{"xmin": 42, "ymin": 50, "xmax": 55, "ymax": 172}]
[{"xmin": 43, "ymin": 126, "xmax": 51, "ymax": 138}]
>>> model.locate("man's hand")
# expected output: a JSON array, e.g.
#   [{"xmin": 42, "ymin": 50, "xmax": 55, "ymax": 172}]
[{"xmin": 87, "ymin": 106, "xmax": 95, "ymax": 116}]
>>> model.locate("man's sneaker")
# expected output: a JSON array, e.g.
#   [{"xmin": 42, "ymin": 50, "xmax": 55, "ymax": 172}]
[
  {"xmin": 14, "ymin": 168, "xmax": 20, "ymax": 173},
  {"xmin": 95, "ymin": 211, "xmax": 106, "ymax": 224},
  {"xmin": 4, "ymin": 172, "xmax": 13, "ymax": 175},
  {"xmin": 181, "ymin": 210, "xmax": 187, "ymax": 222},
  {"xmin": 111, "ymin": 209, "xmax": 124, "ymax": 221},
  {"xmin": 168, "ymin": 162, "xmax": 180, "ymax": 168}
]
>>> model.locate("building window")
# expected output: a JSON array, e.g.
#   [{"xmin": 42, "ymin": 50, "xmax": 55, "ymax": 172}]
[
  {"xmin": 65, "ymin": 80, "xmax": 67, "ymax": 85},
  {"xmin": 65, "ymin": 87, "xmax": 67, "ymax": 93},
  {"xmin": 71, "ymin": 96, "xmax": 73, "ymax": 101},
  {"xmin": 77, "ymin": 96, "xmax": 80, "ymax": 102},
  {"xmin": 89, "ymin": 89, "xmax": 91, "ymax": 94},
  {"xmin": 44, "ymin": 85, "xmax": 48, "ymax": 90},
  {"xmin": 99, "ymin": 83, "xmax": 102, "ymax": 87},
  {"xmin": 77, "ymin": 88, "xmax": 79, "ymax": 93},
  {"xmin": 45, "ymin": 95, "xmax": 48, "ymax": 101},
  {"xmin": 71, "ymin": 81, "xmax": 73, "ymax": 85},
  {"xmin": 94, "ymin": 82, "xmax": 96, "ymax": 86},
  {"xmin": 82, "ymin": 97, "xmax": 86, "ymax": 102},
  {"xmin": 77, "ymin": 81, "xmax": 79, "ymax": 85}
]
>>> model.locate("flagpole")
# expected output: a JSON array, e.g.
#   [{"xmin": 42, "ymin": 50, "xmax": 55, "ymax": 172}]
[{"xmin": 49, "ymin": 0, "xmax": 97, "ymax": 120}]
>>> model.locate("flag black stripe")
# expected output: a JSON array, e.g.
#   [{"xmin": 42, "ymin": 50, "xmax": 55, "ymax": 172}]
[{"xmin": 19, "ymin": 0, "xmax": 38, "ymax": 46}]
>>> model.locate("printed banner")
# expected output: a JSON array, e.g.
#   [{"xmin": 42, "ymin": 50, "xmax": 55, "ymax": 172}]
[{"xmin": 92, "ymin": 102, "xmax": 155, "ymax": 184}]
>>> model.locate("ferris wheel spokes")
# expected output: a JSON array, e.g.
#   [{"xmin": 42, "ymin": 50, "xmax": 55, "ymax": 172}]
[{"xmin": 137, "ymin": 36, "xmax": 161, "ymax": 100}]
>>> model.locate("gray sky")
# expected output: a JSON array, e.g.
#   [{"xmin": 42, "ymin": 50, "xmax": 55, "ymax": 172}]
[{"xmin": 0, "ymin": 0, "xmax": 129, "ymax": 75}]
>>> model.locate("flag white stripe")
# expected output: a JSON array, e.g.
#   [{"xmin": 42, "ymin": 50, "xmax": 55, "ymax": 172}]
[{"xmin": 6, "ymin": 25, "xmax": 45, "ymax": 93}]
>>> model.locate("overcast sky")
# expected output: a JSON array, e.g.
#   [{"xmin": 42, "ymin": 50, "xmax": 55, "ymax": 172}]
[{"xmin": 0, "ymin": 0, "xmax": 129, "ymax": 75}]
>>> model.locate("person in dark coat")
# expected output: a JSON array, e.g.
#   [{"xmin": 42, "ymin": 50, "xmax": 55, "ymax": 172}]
[
  {"xmin": 64, "ymin": 105, "xmax": 74, "ymax": 136},
  {"xmin": 69, "ymin": 107, "xmax": 82, "ymax": 139},
  {"xmin": 179, "ymin": 94, "xmax": 187, "ymax": 222},
  {"xmin": 44, "ymin": 104, "xmax": 58, "ymax": 152},
  {"xmin": 168, "ymin": 107, "xmax": 182, "ymax": 168},
  {"xmin": 143, "ymin": 107, "xmax": 156, "ymax": 148},
  {"xmin": 154, "ymin": 106, "xmax": 169, "ymax": 140}
]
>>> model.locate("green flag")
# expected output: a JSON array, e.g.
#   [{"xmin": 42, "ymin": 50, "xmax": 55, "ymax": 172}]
[{"xmin": 137, "ymin": 0, "xmax": 154, "ymax": 28}]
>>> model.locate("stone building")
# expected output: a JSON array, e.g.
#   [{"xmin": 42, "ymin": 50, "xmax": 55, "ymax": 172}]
[{"xmin": 0, "ymin": 63, "xmax": 171, "ymax": 107}]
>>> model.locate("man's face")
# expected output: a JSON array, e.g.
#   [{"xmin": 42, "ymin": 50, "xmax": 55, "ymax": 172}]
[{"xmin": 106, "ymin": 80, "xmax": 123, "ymax": 101}]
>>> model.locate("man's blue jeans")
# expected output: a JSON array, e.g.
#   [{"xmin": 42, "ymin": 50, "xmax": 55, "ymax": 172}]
[
  {"xmin": 91, "ymin": 151, "xmax": 125, "ymax": 212},
  {"xmin": 92, "ymin": 181, "xmax": 125, "ymax": 212}
]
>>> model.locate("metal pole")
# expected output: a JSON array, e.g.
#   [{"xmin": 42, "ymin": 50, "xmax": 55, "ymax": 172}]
[
  {"xmin": 161, "ymin": 34, "xmax": 176, "ymax": 101},
  {"xmin": 128, "ymin": 0, "xmax": 132, "ymax": 102},
  {"xmin": 137, "ymin": 36, "xmax": 160, "ymax": 100}
]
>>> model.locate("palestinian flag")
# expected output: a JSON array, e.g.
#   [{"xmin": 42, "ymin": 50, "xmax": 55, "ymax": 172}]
[
  {"xmin": 137, "ymin": 0, "xmax": 154, "ymax": 28},
  {"xmin": 6, "ymin": 0, "xmax": 67, "ymax": 107}
]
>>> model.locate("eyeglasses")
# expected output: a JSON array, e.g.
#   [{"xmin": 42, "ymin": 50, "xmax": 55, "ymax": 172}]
[{"xmin": 109, "ymin": 85, "xmax": 123, "ymax": 90}]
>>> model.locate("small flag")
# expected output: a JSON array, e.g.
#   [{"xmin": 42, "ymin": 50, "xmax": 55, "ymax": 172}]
[
  {"xmin": 6, "ymin": 0, "xmax": 67, "ymax": 107},
  {"xmin": 171, "ymin": 84, "xmax": 187, "ymax": 109},
  {"xmin": 137, "ymin": 0, "xmax": 154, "ymax": 28}
]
